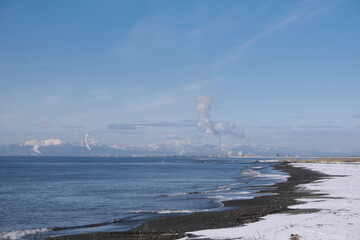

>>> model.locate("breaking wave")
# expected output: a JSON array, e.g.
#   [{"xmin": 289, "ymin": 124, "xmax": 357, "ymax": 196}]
[
  {"xmin": 239, "ymin": 169, "xmax": 288, "ymax": 180},
  {"xmin": 218, "ymin": 182, "xmax": 242, "ymax": 189},
  {"xmin": 208, "ymin": 195, "xmax": 253, "ymax": 203},
  {"xmin": 0, "ymin": 228, "xmax": 49, "ymax": 240},
  {"xmin": 130, "ymin": 209, "xmax": 204, "ymax": 214},
  {"xmin": 166, "ymin": 187, "xmax": 232, "ymax": 197}
]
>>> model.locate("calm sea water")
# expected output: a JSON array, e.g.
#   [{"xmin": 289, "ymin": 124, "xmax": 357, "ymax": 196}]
[{"xmin": 0, "ymin": 156, "xmax": 287, "ymax": 240}]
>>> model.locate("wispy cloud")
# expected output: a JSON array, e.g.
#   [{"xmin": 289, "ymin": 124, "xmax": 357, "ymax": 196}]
[
  {"xmin": 107, "ymin": 123, "xmax": 138, "ymax": 130},
  {"xmin": 73, "ymin": 111, "xmax": 100, "ymax": 120},
  {"xmin": 250, "ymin": 124, "xmax": 345, "ymax": 131},
  {"xmin": 214, "ymin": 122, "xmax": 248, "ymax": 139},
  {"xmin": 135, "ymin": 95, "xmax": 179, "ymax": 110},
  {"xmin": 107, "ymin": 120, "xmax": 196, "ymax": 130},
  {"xmin": 109, "ymin": 4, "xmax": 247, "ymax": 60},
  {"xmin": 61, "ymin": 125, "xmax": 83, "ymax": 130},
  {"xmin": 298, "ymin": 125, "xmax": 344, "ymax": 130},
  {"xmin": 248, "ymin": 124, "xmax": 351, "ymax": 139},
  {"xmin": 40, "ymin": 95, "xmax": 65, "ymax": 107},
  {"xmin": 0, "ymin": 112, "xmax": 22, "ymax": 124},
  {"xmin": 181, "ymin": 71, "xmax": 221, "ymax": 92},
  {"xmin": 110, "ymin": 14, "xmax": 181, "ymax": 59},
  {"xmin": 84, "ymin": 89, "xmax": 112, "ymax": 104},
  {"xmin": 33, "ymin": 121, "xmax": 53, "ymax": 128},
  {"xmin": 249, "ymin": 125, "xmax": 295, "ymax": 131},
  {"xmin": 215, "ymin": 0, "xmax": 340, "ymax": 68},
  {"xmin": 182, "ymin": 80, "xmax": 210, "ymax": 92}
]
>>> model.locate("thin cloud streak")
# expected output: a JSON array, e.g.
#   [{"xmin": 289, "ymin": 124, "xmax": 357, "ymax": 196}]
[
  {"xmin": 134, "ymin": 93, "xmax": 184, "ymax": 110},
  {"xmin": 84, "ymin": 89, "xmax": 113, "ymax": 104},
  {"xmin": 61, "ymin": 125, "xmax": 83, "ymax": 130},
  {"xmin": 298, "ymin": 125, "xmax": 344, "ymax": 130},
  {"xmin": 40, "ymin": 95, "xmax": 65, "ymax": 107},
  {"xmin": 215, "ymin": 0, "xmax": 340, "ymax": 68},
  {"xmin": 0, "ymin": 112, "xmax": 23, "ymax": 124},
  {"xmin": 135, "ymin": 97, "xmax": 176, "ymax": 110},
  {"xmin": 33, "ymin": 121, "xmax": 53, "ymax": 128},
  {"xmin": 107, "ymin": 121, "xmax": 196, "ymax": 130},
  {"xmin": 73, "ymin": 111, "xmax": 100, "ymax": 120}
]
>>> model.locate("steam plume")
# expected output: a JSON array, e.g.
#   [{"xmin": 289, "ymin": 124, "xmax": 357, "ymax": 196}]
[
  {"xmin": 214, "ymin": 122, "xmax": 248, "ymax": 140},
  {"xmin": 194, "ymin": 96, "xmax": 248, "ymax": 152},
  {"xmin": 33, "ymin": 144, "xmax": 41, "ymax": 154},
  {"xmin": 83, "ymin": 132, "xmax": 92, "ymax": 151},
  {"xmin": 195, "ymin": 96, "xmax": 221, "ymax": 150}
]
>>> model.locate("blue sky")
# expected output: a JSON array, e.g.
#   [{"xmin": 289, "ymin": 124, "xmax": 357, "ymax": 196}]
[{"xmin": 1, "ymin": 0, "xmax": 359, "ymax": 153}]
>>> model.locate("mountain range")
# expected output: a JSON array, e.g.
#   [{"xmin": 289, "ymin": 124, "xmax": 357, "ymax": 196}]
[{"xmin": 0, "ymin": 138, "xmax": 355, "ymax": 157}]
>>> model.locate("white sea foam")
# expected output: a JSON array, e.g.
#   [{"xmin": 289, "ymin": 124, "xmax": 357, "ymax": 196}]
[
  {"xmin": 0, "ymin": 228, "xmax": 49, "ymax": 240},
  {"xmin": 166, "ymin": 192, "xmax": 189, "ymax": 196},
  {"xmin": 239, "ymin": 169, "xmax": 263, "ymax": 177},
  {"xmin": 239, "ymin": 169, "xmax": 288, "ymax": 180},
  {"xmin": 130, "ymin": 209, "xmax": 209, "ymax": 214},
  {"xmin": 218, "ymin": 183, "xmax": 242, "ymax": 189},
  {"xmin": 183, "ymin": 163, "xmax": 360, "ymax": 240},
  {"xmin": 208, "ymin": 195, "xmax": 252, "ymax": 203},
  {"xmin": 251, "ymin": 166, "xmax": 264, "ymax": 169},
  {"xmin": 221, "ymin": 191, "xmax": 251, "ymax": 195},
  {"xmin": 258, "ymin": 159, "xmax": 282, "ymax": 163},
  {"xmin": 166, "ymin": 188, "xmax": 231, "ymax": 197},
  {"xmin": 203, "ymin": 188, "xmax": 231, "ymax": 194},
  {"xmin": 156, "ymin": 210, "xmax": 195, "ymax": 214}
]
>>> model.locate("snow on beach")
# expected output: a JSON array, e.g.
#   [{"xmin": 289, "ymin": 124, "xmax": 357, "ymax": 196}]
[{"xmin": 184, "ymin": 162, "xmax": 360, "ymax": 240}]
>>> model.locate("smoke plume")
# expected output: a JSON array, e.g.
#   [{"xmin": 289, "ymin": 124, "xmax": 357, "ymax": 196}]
[
  {"xmin": 195, "ymin": 96, "xmax": 221, "ymax": 149},
  {"xmin": 33, "ymin": 144, "xmax": 41, "ymax": 154},
  {"xmin": 194, "ymin": 96, "xmax": 248, "ymax": 151},
  {"xmin": 83, "ymin": 132, "xmax": 92, "ymax": 151},
  {"xmin": 214, "ymin": 122, "xmax": 248, "ymax": 140}
]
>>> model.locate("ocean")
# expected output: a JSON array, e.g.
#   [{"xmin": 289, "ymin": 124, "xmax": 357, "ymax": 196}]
[{"xmin": 0, "ymin": 156, "xmax": 288, "ymax": 240}]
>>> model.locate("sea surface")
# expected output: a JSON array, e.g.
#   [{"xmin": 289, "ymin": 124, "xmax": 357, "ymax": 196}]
[{"xmin": 0, "ymin": 156, "xmax": 288, "ymax": 240}]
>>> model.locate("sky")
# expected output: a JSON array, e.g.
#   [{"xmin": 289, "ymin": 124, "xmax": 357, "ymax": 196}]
[{"xmin": 0, "ymin": 0, "xmax": 359, "ymax": 154}]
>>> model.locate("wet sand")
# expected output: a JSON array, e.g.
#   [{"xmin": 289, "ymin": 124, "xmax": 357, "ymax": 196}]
[{"xmin": 47, "ymin": 163, "xmax": 328, "ymax": 240}]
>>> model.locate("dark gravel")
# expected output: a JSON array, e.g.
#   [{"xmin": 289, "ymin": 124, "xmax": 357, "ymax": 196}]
[{"xmin": 47, "ymin": 163, "xmax": 329, "ymax": 240}]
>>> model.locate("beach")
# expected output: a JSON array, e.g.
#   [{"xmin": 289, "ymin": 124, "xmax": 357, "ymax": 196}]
[
  {"xmin": 184, "ymin": 160, "xmax": 360, "ymax": 240},
  {"xmin": 46, "ymin": 160, "xmax": 345, "ymax": 240}
]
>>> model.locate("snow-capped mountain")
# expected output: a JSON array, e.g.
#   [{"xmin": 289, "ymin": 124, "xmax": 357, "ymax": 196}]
[
  {"xmin": 0, "ymin": 138, "xmax": 351, "ymax": 157},
  {"xmin": 20, "ymin": 139, "xmax": 64, "ymax": 154}
]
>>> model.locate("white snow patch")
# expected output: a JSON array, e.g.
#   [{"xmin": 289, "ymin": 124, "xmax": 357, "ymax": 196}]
[{"xmin": 183, "ymin": 162, "xmax": 360, "ymax": 240}]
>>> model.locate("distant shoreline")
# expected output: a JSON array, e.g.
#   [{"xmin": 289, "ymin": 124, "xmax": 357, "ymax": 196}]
[
  {"xmin": 2, "ymin": 155, "xmax": 360, "ymax": 161},
  {"xmin": 47, "ymin": 162, "xmax": 329, "ymax": 240}
]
